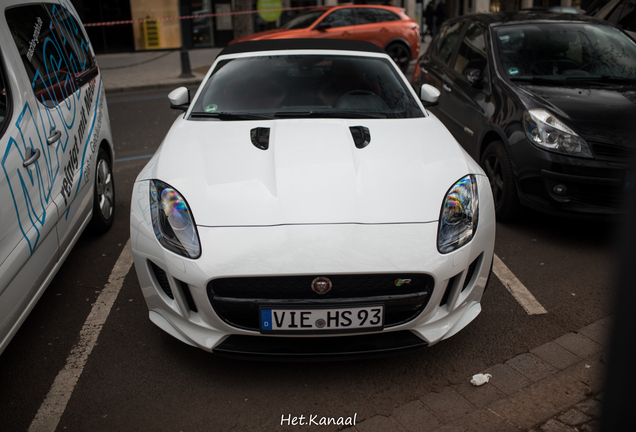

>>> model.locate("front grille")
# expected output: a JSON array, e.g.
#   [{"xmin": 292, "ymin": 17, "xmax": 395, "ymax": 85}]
[
  {"xmin": 208, "ymin": 274, "xmax": 433, "ymax": 331},
  {"xmin": 213, "ymin": 331, "xmax": 427, "ymax": 361},
  {"xmin": 591, "ymin": 141, "xmax": 635, "ymax": 162}
]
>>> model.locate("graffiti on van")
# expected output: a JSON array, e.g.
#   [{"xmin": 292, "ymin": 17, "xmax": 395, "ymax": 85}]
[{"xmin": 1, "ymin": 1, "xmax": 101, "ymax": 254}]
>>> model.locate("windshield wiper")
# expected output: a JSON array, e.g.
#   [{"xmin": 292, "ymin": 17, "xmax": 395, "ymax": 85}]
[
  {"xmin": 510, "ymin": 75, "xmax": 636, "ymax": 86},
  {"xmin": 273, "ymin": 111, "xmax": 387, "ymax": 119},
  {"xmin": 563, "ymin": 76, "xmax": 636, "ymax": 85},
  {"xmin": 509, "ymin": 76, "xmax": 565, "ymax": 85},
  {"xmin": 189, "ymin": 112, "xmax": 275, "ymax": 120}
]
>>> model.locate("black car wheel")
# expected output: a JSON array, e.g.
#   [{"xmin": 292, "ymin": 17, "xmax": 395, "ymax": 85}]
[
  {"xmin": 481, "ymin": 141, "xmax": 519, "ymax": 221},
  {"xmin": 89, "ymin": 148, "xmax": 115, "ymax": 233},
  {"xmin": 385, "ymin": 43, "xmax": 410, "ymax": 72}
]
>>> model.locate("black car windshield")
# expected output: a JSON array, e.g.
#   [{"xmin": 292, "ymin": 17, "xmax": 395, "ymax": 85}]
[
  {"xmin": 191, "ymin": 55, "xmax": 424, "ymax": 119},
  {"xmin": 494, "ymin": 23, "xmax": 636, "ymax": 83},
  {"xmin": 281, "ymin": 10, "xmax": 325, "ymax": 29}
]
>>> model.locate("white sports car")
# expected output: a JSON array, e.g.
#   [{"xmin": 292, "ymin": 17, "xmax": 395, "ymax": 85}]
[{"xmin": 130, "ymin": 39, "xmax": 496, "ymax": 360}]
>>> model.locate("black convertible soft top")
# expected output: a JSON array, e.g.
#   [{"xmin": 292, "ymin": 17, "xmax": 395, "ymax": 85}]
[{"xmin": 217, "ymin": 39, "xmax": 386, "ymax": 57}]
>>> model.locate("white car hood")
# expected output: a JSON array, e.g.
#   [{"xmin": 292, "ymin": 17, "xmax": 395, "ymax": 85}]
[{"xmin": 138, "ymin": 116, "xmax": 481, "ymax": 226}]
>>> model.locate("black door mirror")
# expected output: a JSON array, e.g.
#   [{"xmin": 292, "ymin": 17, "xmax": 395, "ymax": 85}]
[
  {"xmin": 464, "ymin": 68, "xmax": 483, "ymax": 86},
  {"xmin": 315, "ymin": 22, "xmax": 331, "ymax": 31}
]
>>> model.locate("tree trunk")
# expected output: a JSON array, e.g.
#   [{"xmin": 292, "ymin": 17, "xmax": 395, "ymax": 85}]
[{"xmin": 233, "ymin": 0, "xmax": 254, "ymax": 40}]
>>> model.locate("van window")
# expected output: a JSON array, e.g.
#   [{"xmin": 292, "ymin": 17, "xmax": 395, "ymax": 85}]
[
  {"xmin": 0, "ymin": 52, "xmax": 10, "ymax": 137},
  {"xmin": 45, "ymin": 3, "xmax": 96, "ymax": 82},
  {"xmin": 5, "ymin": 3, "xmax": 94, "ymax": 108}
]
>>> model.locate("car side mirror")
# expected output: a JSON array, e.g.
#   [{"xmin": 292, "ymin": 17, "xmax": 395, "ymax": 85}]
[
  {"xmin": 169, "ymin": 87, "xmax": 190, "ymax": 111},
  {"xmin": 464, "ymin": 68, "xmax": 483, "ymax": 86},
  {"xmin": 420, "ymin": 84, "xmax": 440, "ymax": 107},
  {"xmin": 315, "ymin": 22, "xmax": 331, "ymax": 31}
]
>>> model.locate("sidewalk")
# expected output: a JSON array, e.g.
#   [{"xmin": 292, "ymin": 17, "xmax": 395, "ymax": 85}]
[
  {"xmin": 97, "ymin": 47, "xmax": 221, "ymax": 93},
  {"xmin": 96, "ymin": 36, "xmax": 434, "ymax": 94},
  {"xmin": 345, "ymin": 317, "xmax": 610, "ymax": 432}
]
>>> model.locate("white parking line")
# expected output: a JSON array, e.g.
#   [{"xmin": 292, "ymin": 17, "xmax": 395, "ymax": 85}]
[
  {"xmin": 493, "ymin": 254, "xmax": 547, "ymax": 315},
  {"xmin": 28, "ymin": 240, "xmax": 134, "ymax": 432}
]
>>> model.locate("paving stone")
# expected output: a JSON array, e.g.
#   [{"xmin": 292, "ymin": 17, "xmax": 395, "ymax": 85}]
[
  {"xmin": 482, "ymin": 364, "xmax": 532, "ymax": 396},
  {"xmin": 440, "ymin": 408, "xmax": 519, "ymax": 432},
  {"xmin": 506, "ymin": 353, "xmax": 557, "ymax": 382},
  {"xmin": 488, "ymin": 374, "xmax": 586, "ymax": 430},
  {"xmin": 540, "ymin": 419, "xmax": 577, "ymax": 432},
  {"xmin": 578, "ymin": 322, "xmax": 610, "ymax": 347},
  {"xmin": 392, "ymin": 401, "xmax": 443, "ymax": 432},
  {"xmin": 575, "ymin": 399, "xmax": 603, "ymax": 418},
  {"xmin": 452, "ymin": 380, "xmax": 505, "ymax": 409},
  {"xmin": 558, "ymin": 409, "xmax": 590, "ymax": 426},
  {"xmin": 531, "ymin": 341, "xmax": 581, "ymax": 370},
  {"xmin": 595, "ymin": 315, "xmax": 614, "ymax": 329},
  {"xmin": 420, "ymin": 387, "xmax": 474, "ymax": 424},
  {"xmin": 553, "ymin": 354, "xmax": 606, "ymax": 395},
  {"xmin": 579, "ymin": 420, "xmax": 601, "ymax": 432},
  {"xmin": 554, "ymin": 333, "xmax": 603, "ymax": 359},
  {"xmin": 355, "ymin": 415, "xmax": 402, "ymax": 432},
  {"xmin": 578, "ymin": 321, "xmax": 611, "ymax": 347}
]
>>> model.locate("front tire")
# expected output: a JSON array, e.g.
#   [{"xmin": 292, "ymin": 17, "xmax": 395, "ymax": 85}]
[
  {"xmin": 385, "ymin": 43, "xmax": 411, "ymax": 72},
  {"xmin": 89, "ymin": 148, "xmax": 115, "ymax": 233},
  {"xmin": 480, "ymin": 141, "xmax": 519, "ymax": 221}
]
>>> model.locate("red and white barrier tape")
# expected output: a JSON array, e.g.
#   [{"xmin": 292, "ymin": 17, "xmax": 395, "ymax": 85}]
[{"xmin": 83, "ymin": 6, "xmax": 313, "ymax": 27}]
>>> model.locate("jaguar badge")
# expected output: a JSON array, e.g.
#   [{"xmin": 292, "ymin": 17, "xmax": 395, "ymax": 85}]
[{"xmin": 311, "ymin": 277, "xmax": 332, "ymax": 294}]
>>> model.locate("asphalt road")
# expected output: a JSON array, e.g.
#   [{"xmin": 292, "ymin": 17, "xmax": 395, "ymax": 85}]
[{"xmin": 0, "ymin": 88, "xmax": 620, "ymax": 432}]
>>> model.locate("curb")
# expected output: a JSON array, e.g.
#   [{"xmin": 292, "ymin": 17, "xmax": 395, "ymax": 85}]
[
  {"xmin": 104, "ymin": 78, "xmax": 204, "ymax": 95},
  {"xmin": 343, "ymin": 316, "xmax": 611, "ymax": 432}
]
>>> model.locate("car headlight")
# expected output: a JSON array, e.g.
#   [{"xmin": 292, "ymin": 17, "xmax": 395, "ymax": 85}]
[
  {"xmin": 437, "ymin": 175, "xmax": 479, "ymax": 254},
  {"xmin": 150, "ymin": 180, "xmax": 201, "ymax": 259},
  {"xmin": 524, "ymin": 109, "xmax": 592, "ymax": 157}
]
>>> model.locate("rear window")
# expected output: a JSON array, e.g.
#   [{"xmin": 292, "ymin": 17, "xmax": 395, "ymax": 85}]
[{"xmin": 192, "ymin": 54, "xmax": 423, "ymax": 119}]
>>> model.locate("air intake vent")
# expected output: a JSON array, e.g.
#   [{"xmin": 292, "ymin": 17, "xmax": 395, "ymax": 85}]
[
  {"xmin": 179, "ymin": 280, "xmax": 198, "ymax": 313},
  {"xmin": 150, "ymin": 261, "xmax": 174, "ymax": 299},
  {"xmin": 461, "ymin": 254, "xmax": 481, "ymax": 292},
  {"xmin": 349, "ymin": 126, "xmax": 371, "ymax": 149},
  {"xmin": 251, "ymin": 127, "xmax": 270, "ymax": 150}
]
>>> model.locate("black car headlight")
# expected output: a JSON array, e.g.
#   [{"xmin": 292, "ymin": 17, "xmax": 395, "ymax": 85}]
[
  {"xmin": 150, "ymin": 180, "xmax": 201, "ymax": 259},
  {"xmin": 524, "ymin": 109, "xmax": 592, "ymax": 158},
  {"xmin": 437, "ymin": 175, "xmax": 479, "ymax": 254}
]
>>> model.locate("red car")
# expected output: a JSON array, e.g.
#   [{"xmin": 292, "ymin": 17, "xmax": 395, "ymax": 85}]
[{"xmin": 230, "ymin": 5, "xmax": 420, "ymax": 71}]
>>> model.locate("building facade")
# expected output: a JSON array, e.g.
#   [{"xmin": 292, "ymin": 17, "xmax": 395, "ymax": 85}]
[{"xmin": 71, "ymin": 0, "xmax": 593, "ymax": 53}]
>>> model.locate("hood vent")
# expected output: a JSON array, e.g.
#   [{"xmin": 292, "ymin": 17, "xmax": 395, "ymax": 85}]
[
  {"xmin": 250, "ymin": 127, "xmax": 270, "ymax": 150},
  {"xmin": 350, "ymin": 126, "xmax": 371, "ymax": 149}
]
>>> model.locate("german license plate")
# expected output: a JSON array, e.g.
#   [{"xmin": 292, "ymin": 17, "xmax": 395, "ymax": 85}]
[{"xmin": 260, "ymin": 305, "xmax": 384, "ymax": 333}]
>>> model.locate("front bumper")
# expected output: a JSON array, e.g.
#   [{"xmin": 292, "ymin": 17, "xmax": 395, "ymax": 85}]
[
  {"xmin": 509, "ymin": 139, "xmax": 634, "ymax": 217},
  {"xmin": 130, "ymin": 176, "xmax": 495, "ymax": 359}
]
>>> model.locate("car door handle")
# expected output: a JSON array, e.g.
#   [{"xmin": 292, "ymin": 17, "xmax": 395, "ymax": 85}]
[
  {"xmin": 23, "ymin": 148, "xmax": 41, "ymax": 167},
  {"xmin": 341, "ymin": 31, "xmax": 351, "ymax": 36},
  {"xmin": 443, "ymin": 84, "xmax": 452, "ymax": 92},
  {"xmin": 380, "ymin": 27, "xmax": 389, "ymax": 32},
  {"xmin": 47, "ymin": 129, "xmax": 61, "ymax": 145}
]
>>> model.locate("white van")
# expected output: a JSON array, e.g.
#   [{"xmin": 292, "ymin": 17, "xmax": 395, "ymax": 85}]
[{"xmin": 0, "ymin": 0, "xmax": 115, "ymax": 354}]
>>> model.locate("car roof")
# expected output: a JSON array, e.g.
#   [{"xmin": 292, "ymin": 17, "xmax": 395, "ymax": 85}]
[
  {"xmin": 217, "ymin": 39, "xmax": 387, "ymax": 57},
  {"xmin": 451, "ymin": 11, "xmax": 611, "ymax": 27}
]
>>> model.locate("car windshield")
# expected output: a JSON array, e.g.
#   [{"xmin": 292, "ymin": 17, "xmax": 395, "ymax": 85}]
[
  {"xmin": 281, "ymin": 10, "xmax": 325, "ymax": 29},
  {"xmin": 494, "ymin": 23, "xmax": 636, "ymax": 83},
  {"xmin": 191, "ymin": 54, "xmax": 424, "ymax": 119}
]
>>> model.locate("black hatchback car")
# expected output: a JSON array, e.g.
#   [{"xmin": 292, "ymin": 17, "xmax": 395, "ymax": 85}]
[{"xmin": 412, "ymin": 12, "xmax": 636, "ymax": 220}]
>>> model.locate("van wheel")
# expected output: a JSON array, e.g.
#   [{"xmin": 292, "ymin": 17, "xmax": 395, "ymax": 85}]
[
  {"xmin": 89, "ymin": 148, "xmax": 115, "ymax": 233},
  {"xmin": 386, "ymin": 43, "xmax": 410, "ymax": 72},
  {"xmin": 480, "ymin": 141, "xmax": 519, "ymax": 221}
]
